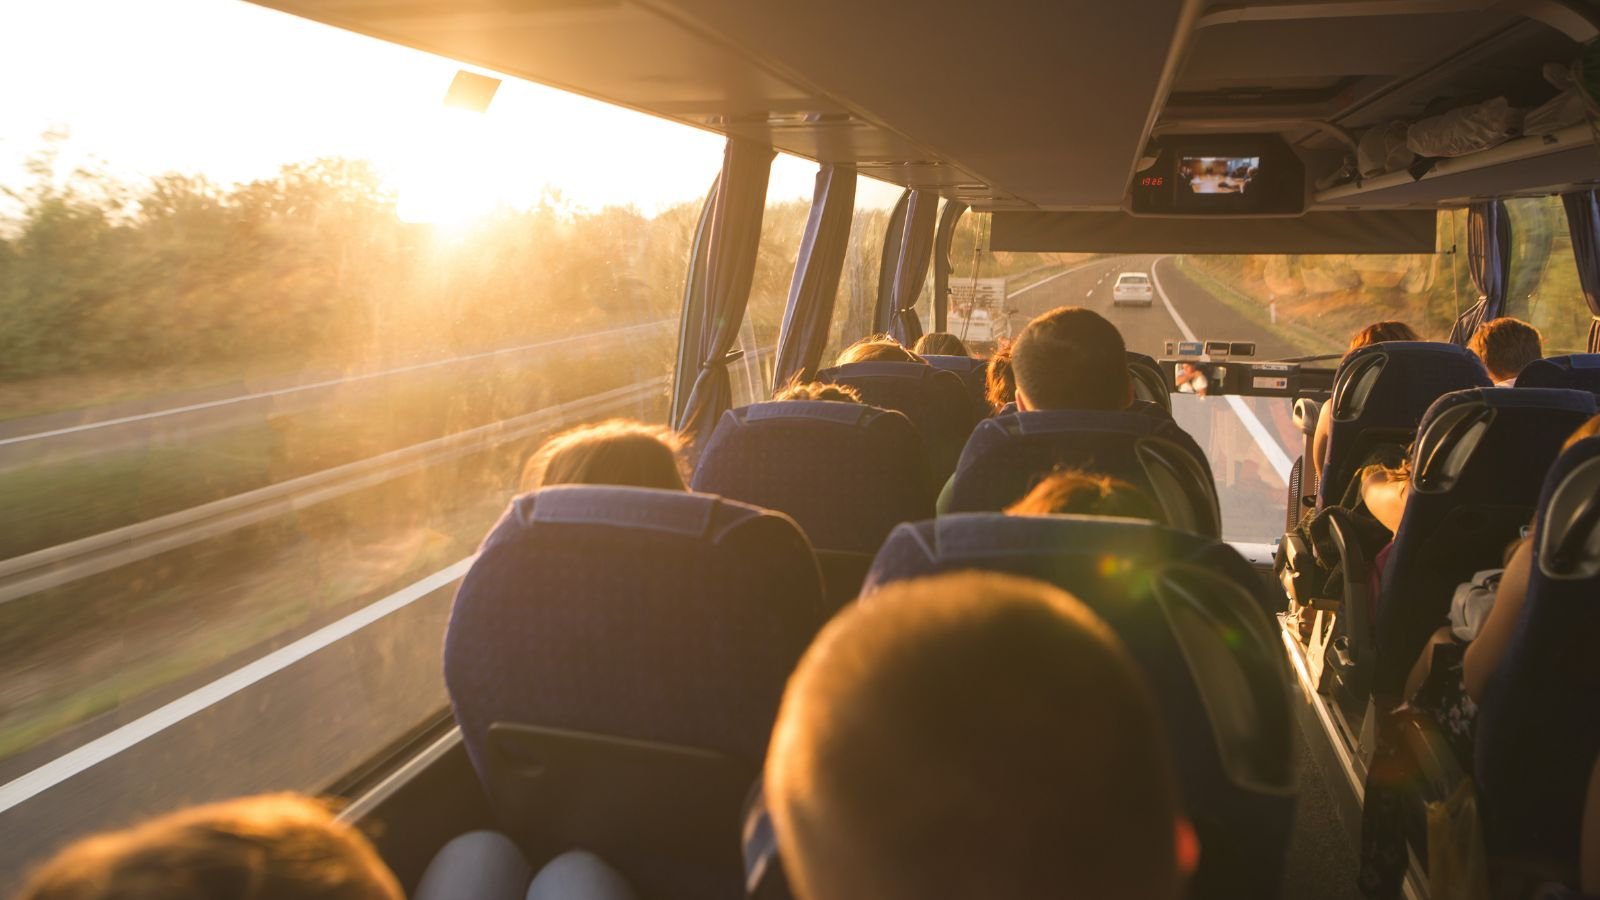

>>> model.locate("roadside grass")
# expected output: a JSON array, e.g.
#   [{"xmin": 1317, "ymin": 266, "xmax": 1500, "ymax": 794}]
[{"xmin": 1173, "ymin": 258, "xmax": 1343, "ymax": 357}]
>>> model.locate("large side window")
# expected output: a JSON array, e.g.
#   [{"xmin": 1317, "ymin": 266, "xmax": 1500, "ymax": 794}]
[
  {"xmin": 1507, "ymin": 196, "xmax": 1590, "ymax": 353},
  {"xmin": 0, "ymin": 1, "xmax": 723, "ymax": 876}
]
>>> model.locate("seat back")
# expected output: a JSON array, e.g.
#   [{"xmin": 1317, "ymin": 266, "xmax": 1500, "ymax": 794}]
[
  {"xmin": 691, "ymin": 401, "xmax": 931, "ymax": 602},
  {"xmin": 1373, "ymin": 388, "xmax": 1597, "ymax": 699},
  {"xmin": 1128, "ymin": 350, "xmax": 1173, "ymax": 413},
  {"xmin": 816, "ymin": 361, "xmax": 979, "ymax": 481},
  {"xmin": 947, "ymin": 409, "xmax": 1220, "ymax": 537},
  {"xmin": 920, "ymin": 354, "xmax": 991, "ymax": 416},
  {"xmin": 864, "ymin": 514, "xmax": 1297, "ymax": 899},
  {"xmin": 444, "ymin": 486, "xmax": 829, "ymax": 898},
  {"xmin": 1476, "ymin": 436, "xmax": 1600, "ymax": 875},
  {"xmin": 1319, "ymin": 341, "xmax": 1491, "ymax": 508},
  {"xmin": 1516, "ymin": 354, "xmax": 1600, "ymax": 395}
]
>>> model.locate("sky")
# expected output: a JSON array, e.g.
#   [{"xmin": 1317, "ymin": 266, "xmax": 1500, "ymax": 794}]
[{"xmin": 0, "ymin": 0, "xmax": 902, "ymax": 223}]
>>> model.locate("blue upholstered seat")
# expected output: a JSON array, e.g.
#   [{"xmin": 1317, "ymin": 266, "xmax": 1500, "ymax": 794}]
[
  {"xmin": 945, "ymin": 409, "xmax": 1219, "ymax": 537},
  {"xmin": 1476, "ymin": 436, "xmax": 1600, "ymax": 878},
  {"xmin": 444, "ymin": 486, "xmax": 830, "ymax": 899},
  {"xmin": 1372, "ymin": 387, "xmax": 1597, "ymax": 699},
  {"xmin": 691, "ymin": 400, "xmax": 931, "ymax": 555},
  {"xmin": 864, "ymin": 513, "xmax": 1296, "ymax": 898},
  {"xmin": 1516, "ymin": 354, "xmax": 1600, "ymax": 394},
  {"xmin": 816, "ymin": 361, "xmax": 979, "ymax": 480},
  {"xmin": 1319, "ymin": 341, "xmax": 1491, "ymax": 508}
]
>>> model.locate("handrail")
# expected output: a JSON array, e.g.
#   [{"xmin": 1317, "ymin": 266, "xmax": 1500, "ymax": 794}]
[{"xmin": 0, "ymin": 378, "xmax": 668, "ymax": 606}]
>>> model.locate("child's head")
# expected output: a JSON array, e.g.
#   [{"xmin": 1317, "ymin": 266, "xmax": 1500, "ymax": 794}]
[{"xmin": 18, "ymin": 795, "xmax": 402, "ymax": 900}]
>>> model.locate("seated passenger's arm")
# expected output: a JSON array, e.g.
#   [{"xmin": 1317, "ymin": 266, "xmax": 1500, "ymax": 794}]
[
  {"xmin": 1360, "ymin": 468, "xmax": 1408, "ymax": 534},
  {"xmin": 1311, "ymin": 398, "xmax": 1333, "ymax": 480},
  {"xmin": 1461, "ymin": 536, "xmax": 1532, "ymax": 703}
]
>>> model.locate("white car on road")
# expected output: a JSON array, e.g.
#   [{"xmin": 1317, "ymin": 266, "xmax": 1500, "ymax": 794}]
[{"xmin": 1112, "ymin": 272, "xmax": 1154, "ymax": 307}]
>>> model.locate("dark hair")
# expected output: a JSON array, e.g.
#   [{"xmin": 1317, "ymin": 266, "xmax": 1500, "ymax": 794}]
[
  {"xmin": 837, "ymin": 335, "xmax": 924, "ymax": 366},
  {"xmin": 520, "ymin": 419, "xmax": 686, "ymax": 492},
  {"xmin": 1005, "ymin": 469, "xmax": 1160, "ymax": 520},
  {"xmin": 1010, "ymin": 307, "xmax": 1130, "ymax": 410},
  {"xmin": 985, "ymin": 341, "xmax": 1016, "ymax": 412},
  {"xmin": 1469, "ymin": 317, "xmax": 1544, "ymax": 381},
  {"xmin": 912, "ymin": 332, "xmax": 970, "ymax": 357},
  {"xmin": 775, "ymin": 381, "xmax": 864, "ymax": 404},
  {"xmin": 767, "ymin": 572, "xmax": 1180, "ymax": 900},
  {"xmin": 1347, "ymin": 321, "xmax": 1420, "ymax": 355},
  {"xmin": 17, "ymin": 795, "xmax": 401, "ymax": 900}
]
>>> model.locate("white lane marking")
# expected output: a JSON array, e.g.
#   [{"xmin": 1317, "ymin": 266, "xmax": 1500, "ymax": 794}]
[
  {"xmin": 1085, "ymin": 290, "xmax": 1094, "ymax": 298},
  {"xmin": 1005, "ymin": 257, "xmax": 1108, "ymax": 299},
  {"xmin": 0, "ymin": 557, "xmax": 476, "ymax": 815},
  {"xmin": 1148, "ymin": 257, "xmax": 1293, "ymax": 486},
  {"xmin": 0, "ymin": 320, "xmax": 672, "ymax": 448}
]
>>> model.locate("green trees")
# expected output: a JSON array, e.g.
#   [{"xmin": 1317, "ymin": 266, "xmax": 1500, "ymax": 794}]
[{"xmin": 0, "ymin": 150, "xmax": 709, "ymax": 402}]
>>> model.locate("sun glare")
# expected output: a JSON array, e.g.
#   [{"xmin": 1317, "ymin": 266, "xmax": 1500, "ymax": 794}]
[{"xmin": 391, "ymin": 107, "xmax": 504, "ymax": 228}]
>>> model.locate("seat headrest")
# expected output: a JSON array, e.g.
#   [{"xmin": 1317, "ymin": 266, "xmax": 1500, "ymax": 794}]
[
  {"xmin": 921, "ymin": 354, "xmax": 985, "ymax": 374},
  {"xmin": 1517, "ymin": 354, "xmax": 1600, "ymax": 392},
  {"xmin": 1409, "ymin": 388, "xmax": 1596, "ymax": 494},
  {"xmin": 982, "ymin": 408, "xmax": 1165, "ymax": 438},
  {"xmin": 516, "ymin": 485, "xmax": 765, "ymax": 540},
  {"xmin": 1332, "ymin": 341, "xmax": 1491, "ymax": 423},
  {"xmin": 733, "ymin": 399, "xmax": 883, "ymax": 427},
  {"xmin": 819, "ymin": 361, "xmax": 943, "ymax": 383},
  {"xmin": 881, "ymin": 512, "xmax": 1191, "ymax": 569},
  {"xmin": 1537, "ymin": 437, "xmax": 1600, "ymax": 581}
]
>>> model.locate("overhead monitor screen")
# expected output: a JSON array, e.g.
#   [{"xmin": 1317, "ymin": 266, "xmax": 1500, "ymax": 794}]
[
  {"xmin": 1180, "ymin": 157, "xmax": 1259, "ymax": 195},
  {"xmin": 1129, "ymin": 135, "xmax": 1303, "ymax": 216}
]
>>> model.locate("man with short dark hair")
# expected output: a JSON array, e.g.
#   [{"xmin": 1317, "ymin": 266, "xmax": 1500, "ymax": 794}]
[
  {"xmin": 935, "ymin": 307, "xmax": 1140, "ymax": 512},
  {"xmin": 1010, "ymin": 307, "xmax": 1134, "ymax": 411},
  {"xmin": 1468, "ymin": 317, "xmax": 1543, "ymax": 386},
  {"xmin": 766, "ymin": 571, "xmax": 1195, "ymax": 900}
]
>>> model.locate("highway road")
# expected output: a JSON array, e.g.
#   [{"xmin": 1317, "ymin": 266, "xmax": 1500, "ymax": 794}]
[{"xmin": 0, "ymin": 258, "xmax": 1307, "ymax": 885}]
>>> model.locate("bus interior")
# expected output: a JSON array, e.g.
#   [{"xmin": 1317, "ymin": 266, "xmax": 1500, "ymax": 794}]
[{"xmin": 3, "ymin": 1, "xmax": 1600, "ymax": 898}]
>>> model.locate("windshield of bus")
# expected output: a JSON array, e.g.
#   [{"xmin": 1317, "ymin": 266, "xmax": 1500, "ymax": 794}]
[{"xmin": 947, "ymin": 200, "xmax": 1588, "ymax": 544}]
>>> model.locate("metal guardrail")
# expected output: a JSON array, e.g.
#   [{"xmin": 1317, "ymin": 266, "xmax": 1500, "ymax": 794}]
[{"xmin": 0, "ymin": 378, "xmax": 669, "ymax": 606}]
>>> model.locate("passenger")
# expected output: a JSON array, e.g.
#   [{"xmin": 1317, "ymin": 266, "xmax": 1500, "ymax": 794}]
[
  {"xmin": 835, "ymin": 335, "xmax": 925, "ymax": 366},
  {"xmin": 1399, "ymin": 414, "xmax": 1600, "ymax": 763},
  {"xmin": 1009, "ymin": 306, "xmax": 1132, "ymax": 412},
  {"xmin": 912, "ymin": 332, "xmax": 970, "ymax": 357},
  {"xmin": 985, "ymin": 340, "xmax": 1016, "ymax": 413},
  {"xmin": 1005, "ymin": 469, "xmax": 1160, "ymax": 521},
  {"xmin": 765, "ymin": 571, "xmax": 1196, "ymax": 900},
  {"xmin": 15, "ymin": 794, "xmax": 403, "ymax": 900},
  {"xmin": 1468, "ymin": 316, "xmax": 1543, "ymax": 387},
  {"xmin": 1311, "ymin": 321, "xmax": 1421, "ymax": 481},
  {"xmin": 773, "ymin": 380, "xmax": 864, "ymax": 404},
  {"xmin": 1173, "ymin": 362, "xmax": 1209, "ymax": 397},
  {"xmin": 519, "ymin": 419, "xmax": 687, "ymax": 493}
]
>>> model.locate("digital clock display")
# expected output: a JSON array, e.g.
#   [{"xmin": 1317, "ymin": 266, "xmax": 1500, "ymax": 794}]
[{"xmin": 1141, "ymin": 176, "xmax": 1164, "ymax": 187}]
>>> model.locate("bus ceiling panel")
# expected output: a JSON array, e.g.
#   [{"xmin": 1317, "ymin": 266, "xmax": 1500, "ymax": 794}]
[
  {"xmin": 989, "ymin": 209, "xmax": 1438, "ymax": 254},
  {"xmin": 640, "ymin": 0, "xmax": 1199, "ymax": 207}
]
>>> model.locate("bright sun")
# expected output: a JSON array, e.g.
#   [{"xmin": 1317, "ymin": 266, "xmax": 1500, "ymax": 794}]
[{"xmin": 391, "ymin": 107, "xmax": 505, "ymax": 228}]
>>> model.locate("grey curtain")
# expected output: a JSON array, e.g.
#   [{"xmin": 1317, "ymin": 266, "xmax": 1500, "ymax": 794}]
[
  {"xmin": 872, "ymin": 190, "xmax": 910, "ymax": 335},
  {"xmin": 1447, "ymin": 200, "xmax": 1513, "ymax": 346},
  {"xmin": 879, "ymin": 190, "xmax": 939, "ymax": 345},
  {"xmin": 672, "ymin": 138, "xmax": 775, "ymax": 450},
  {"xmin": 932, "ymin": 200, "xmax": 969, "ymax": 333},
  {"xmin": 771, "ymin": 165, "xmax": 856, "ymax": 389},
  {"xmin": 1560, "ymin": 190, "xmax": 1600, "ymax": 352}
]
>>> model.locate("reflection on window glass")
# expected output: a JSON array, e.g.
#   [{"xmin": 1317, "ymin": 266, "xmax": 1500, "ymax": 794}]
[
  {"xmin": 0, "ymin": 0, "xmax": 722, "ymax": 872},
  {"xmin": 822, "ymin": 175, "xmax": 901, "ymax": 365},
  {"xmin": 737, "ymin": 154, "xmax": 818, "ymax": 401},
  {"xmin": 1507, "ymin": 196, "xmax": 1589, "ymax": 354}
]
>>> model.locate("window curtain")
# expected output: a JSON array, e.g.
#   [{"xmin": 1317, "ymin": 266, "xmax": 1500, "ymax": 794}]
[
  {"xmin": 1447, "ymin": 200, "xmax": 1513, "ymax": 346},
  {"xmin": 932, "ymin": 200, "xmax": 969, "ymax": 333},
  {"xmin": 671, "ymin": 138, "xmax": 775, "ymax": 451},
  {"xmin": 1560, "ymin": 189, "xmax": 1600, "ymax": 352},
  {"xmin": 872, "ymin": 190, "xmax": 910, "ymax": 335},
  {"xmin": 771, "ymin": 165, "xmax": 855, "ymax": 389},
  {"xmin": 873, "ymin": 190, "xmax": 938, "ymax": 344}
]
